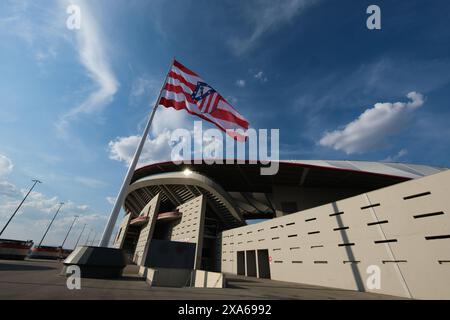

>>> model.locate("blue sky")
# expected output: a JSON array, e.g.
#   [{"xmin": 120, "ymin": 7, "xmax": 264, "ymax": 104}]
[{"xmin": 0, "ymin": 0, "xmax": 449, "ymax": 247}]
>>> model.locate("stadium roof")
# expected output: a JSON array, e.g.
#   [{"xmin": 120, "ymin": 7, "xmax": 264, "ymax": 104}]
[
  {"xmin": 131, "ymin": 160, "xmax": 445, "ymax": 192},
  {"xmin": 124, "ymin": 160, "xmax": 446, "ymax": 227}
]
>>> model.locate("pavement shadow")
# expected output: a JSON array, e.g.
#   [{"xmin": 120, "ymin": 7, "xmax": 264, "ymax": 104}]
[
  {"xmin": 0, "ymin": 263, "xmax": 57, "ymax": 271},
  {"xmin": 118, "ymin": 275, "xmax": 145, "ymax": 282},
  {"xmin": 226, "ymin": 278, "xmax": 258, "ymax": 283}
]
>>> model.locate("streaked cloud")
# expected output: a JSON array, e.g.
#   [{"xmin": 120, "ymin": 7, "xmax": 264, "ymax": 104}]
[
  {"xmin": 74, "ymin": 176, "xmax": 106, "ymax": 189},
  {"xmin": 57, "ymin": 0, "xmax": 118, "ymax": 130},
  {"xmin": 229, "ymin": 0, "xmax": 318, "ymax": 55},
  {"xmin": 383, "ymin": 149, "xmax": 408, "ymax": 162},
  {"xmin": 319, "ymin": 92, "xmax": 424, "ymax": 154}
]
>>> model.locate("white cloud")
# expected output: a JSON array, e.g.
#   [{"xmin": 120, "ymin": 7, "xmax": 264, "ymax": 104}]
[
  {"xmin": 108, "ymin": 105, "xmax": 196, "ymax": 167},
  {"xmin": 0, "ymin": 183, "xmax": 91, "ymax": 217},
  {"xmin": 319, "ymin": 92, "xmax": 424, "ymax": 154},
  {"xmin": 383, "ymin": 149, "xmax": 408, "ymax": 162},
  {"xmin": 236, "ymin": 79, "xmax": 246, "ymax": 88},
  {"xmin": 34, "ymin": 46, "xmax": 58, "ymax": 65},
  {"xmin": 228, "ymin": 96, "xmax": 238, "ymax": 105},
  {"xmin": 108, "ymin": 130, "xmax": 173, "ymax": 166},
  {"xmin": 106, "ymin": 196, "xmax": 116, "ymax": 205},
  {"xmin": 229, "ymin": 0, "xmax": 318, "ymax": 55},
  {"xmin": 130, "ymin": 74, "xmax": 160, "ymax": 106},
  {"xmin": 0, "ymin": 1, "xmax": 63, "ymax": 47},
  {"xmin": 0, "ymin": 181, "xmax": 20, "ymax": 198},
  {"xmin": 108, "ymin": 107, "xmax": 228, "ymax": 167},
  {"xmin": 108, "ymin": 128, "xmax": 229, "ymax": 167},
  {"xmin": 254, "ymin": 71, "xmax": 268, "ymax": 83},
  {"xmin": 150, "ymin": 107, "xmax": 191, "ymax": 136},
  {"xmin": 0, "ymin": 179, "xmax": 104, "ymax": 246},
  {"xmin": 0, "ymin": 154, "xmax": 13, "ymax": 176},
  {"xmin": 74, "ymin": 176, "xmax": 106, "ymax": 188},
  {"xmin": 36, "ymin": 153, "xmax": 62, "ymax": 165},
  {"xmin": 57, "ymin": 0, "xmax": 119, "ymax": 130}
]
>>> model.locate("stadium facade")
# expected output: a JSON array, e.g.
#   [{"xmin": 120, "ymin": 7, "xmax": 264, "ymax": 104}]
[{"xmin": 113, "ymin": 160, "xmax": 450, "ymax": 299}]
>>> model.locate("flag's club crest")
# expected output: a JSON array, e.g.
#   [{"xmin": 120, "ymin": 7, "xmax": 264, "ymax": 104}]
[{"xmin": 191, "ymin": 81, "xmax": 219, "ymax": 114}]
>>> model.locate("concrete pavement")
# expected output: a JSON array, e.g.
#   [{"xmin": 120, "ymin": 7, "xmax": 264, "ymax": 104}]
[{"xmin": 0, "ymin": 259, "xmax": 405, "ymax": 300}]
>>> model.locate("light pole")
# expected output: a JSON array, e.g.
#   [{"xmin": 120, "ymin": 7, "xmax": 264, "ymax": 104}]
[
  {"xmin": 84, "ymin": 228, "xmax": 93, "ymax": 245},
  {"xmin": 74, "ymin": 223, "xmax": 86, "ymax": 249},
  {"xmin": 38, "ymin": 202, "xmax": 64, "ymax": 247},
  {"xmin": 60, "ymin": 215, "xmax": 78, "ymax": 249},
  {"xmin": 0, "ymin": 179, "xmax": 42, "ymax": 237},
  {"xmin": 90, "ymin": 232, "xmax": 96, "ymax": 246}
]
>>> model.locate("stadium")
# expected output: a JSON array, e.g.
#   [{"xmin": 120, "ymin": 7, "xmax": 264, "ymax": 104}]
[{"xmin": 112, "ymin": 160, "xmax": 450, "ymax": 299}]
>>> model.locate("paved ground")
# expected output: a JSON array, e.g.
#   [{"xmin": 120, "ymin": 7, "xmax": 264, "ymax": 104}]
[{"xmin": 0, "ymin": 259, "xmax": 404, "ymax": 300}]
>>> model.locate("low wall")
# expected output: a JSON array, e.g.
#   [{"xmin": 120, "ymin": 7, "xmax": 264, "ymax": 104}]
[
  {"xmin": 191, "ymin": 270, "xmax": 224, "ymax": 288},
  {"xmin": 143, "ymin": 267, "xmax": 192, "ymax": 287},
  {"xmin": 220, "ymin": 170, "xmax": 450, "ymax": 299}
]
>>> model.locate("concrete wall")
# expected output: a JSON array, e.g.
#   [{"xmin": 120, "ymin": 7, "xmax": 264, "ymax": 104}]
[
  {"xmin": 170, "ymin": 195, "xmax": 206, "ymax": 269},
  {"xmin": 133, "ymin": 193, "xmax": 161, "ymax": 266},
  {"xmin": 144, "ymin": 268, "xmax": 192, "ymax": 287},
  {"xmin": 145, "ymin": 239, "xmax": 196, "ymax": 269},
  {"xmin": 140, "ymin": 267, "xmax": 224, "ymax": 288},
  {"xmin": 191, "ymin": 270, "xmax": 225, "ymax": 288},
  {"xmin": 220, "ymin": 170, "xmax": 450, "ymax": 299},
  {"xmin": 270, "ymin": 185, "xmax": 368, "ymax": 217},
  {"xmin": 114, "ymin": 213, "xmax": 131, "ymax": 249}
]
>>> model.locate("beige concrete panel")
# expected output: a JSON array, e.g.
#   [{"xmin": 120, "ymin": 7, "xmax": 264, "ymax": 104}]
[
  {"xmin": 171, "ymin": 195, "xmax": 206, "ymax": 269},
  {"xmin": 145, "ymin": 268, "xmax": 192, "ymax": 287},
  {"xmin": 364, "ymin": 171, "xmax": 450, "ymax": 298},
  {"xmin": 220, "ymin": 170, "xmax": 450, "ymax": 299},
  {"xmin": 367, "ymin": 171, "xmax": 450, "ymax": 236},
  {"xmin": 272, "ymin": 185, "xmax": 367, "ymax": 214},
  {"xmin": 113, "ymin": 213, "xmax": 131, "ymax": 249},
  {"xmin": 330, "ymin": 196, "xmax": 389, "ymax": 242},
  {"xmin": 192, "ymin": 270, "xmax": 225, "ymax": 288},
  {"xmin": 374, "ymin": 233, "xmax": 450, "ymax": 299},
  {"xmin": 133, "ymin": 193, "xmax": 161, "ymax": 266}
]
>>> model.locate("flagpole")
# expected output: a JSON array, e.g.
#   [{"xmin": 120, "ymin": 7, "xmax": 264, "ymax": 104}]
[{"xmin": 99, "ymin": 59, "xmax": 174, "ymax": 247}]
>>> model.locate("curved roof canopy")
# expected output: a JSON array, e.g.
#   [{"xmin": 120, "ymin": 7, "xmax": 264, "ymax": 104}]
[
  {"xmin": 131, "ymin": 160, "xmax": 445, "ymax": 192},
  {"xmin": 124, "ymin": 160, "xmax": 446, "ymax": 224}
]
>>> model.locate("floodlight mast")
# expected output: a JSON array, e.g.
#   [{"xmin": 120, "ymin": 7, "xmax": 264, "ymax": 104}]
[
  {"xmin": 61, "ymin": 215, "xmax": 79, "ymax": 249},
  {"xmin": 74, "ymin": 223, "xmax": 87, "ymax": 249},
  {"xmin": 38, "ymin": 202, "xmax": 64, "ymax": 247},
  {"xmin": 85, "ymin": 228, "xmax": 93, "ymax": 245},
  {"xmin": 0, "ymin": 179, "xmax": 42, "ymax": 237}
]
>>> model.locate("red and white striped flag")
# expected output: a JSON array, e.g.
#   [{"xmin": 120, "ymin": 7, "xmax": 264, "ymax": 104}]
[{"xmin": 159, "ymin": 60, "xmax": 250, "ymax": 141}]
